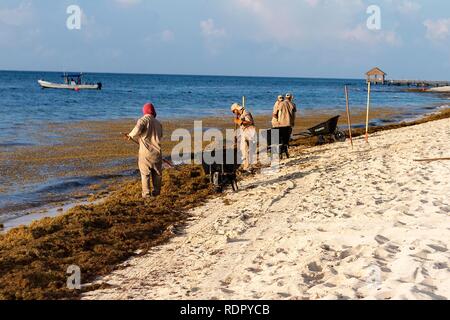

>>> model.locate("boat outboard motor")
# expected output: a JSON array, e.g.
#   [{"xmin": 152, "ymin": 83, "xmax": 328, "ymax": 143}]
[{"xmin": 97, "ymin": 82, "xmax": 102, "ymax": 90}]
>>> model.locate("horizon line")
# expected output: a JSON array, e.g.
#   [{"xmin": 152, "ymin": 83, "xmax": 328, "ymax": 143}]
[{"xmin": 0, "ymin": 68, "xmax": 365, "ymax": 81}]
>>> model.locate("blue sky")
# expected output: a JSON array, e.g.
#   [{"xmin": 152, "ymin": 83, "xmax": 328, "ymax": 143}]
[{"xmin": 0, "ymin": 0, "xmax": 449, "ymax": 79}]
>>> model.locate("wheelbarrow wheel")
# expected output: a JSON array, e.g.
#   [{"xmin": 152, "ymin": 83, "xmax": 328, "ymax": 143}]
[
  {"xmin": 212, "ymin": 172, "xmax": 223, "ymax": 193},
  {"xmin": 334, "ymin": 131, "xmax": 346, "ymax": 142},
  {"xmin": 317, "ymin": 135, "xmax": 326, "ymax": 145},
  {"xmin": 232, "ymin": 180, "xmax": 239, "ymax": 192}
]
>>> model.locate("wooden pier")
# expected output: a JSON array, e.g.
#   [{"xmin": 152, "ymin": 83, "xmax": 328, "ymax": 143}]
[
  {"xmin": 382, "ymin": 80, "xmax": 450, "ymax": 87},
  {"xmin": 366, "ymin": 67, "xmax": 450, "ymax": 87}
]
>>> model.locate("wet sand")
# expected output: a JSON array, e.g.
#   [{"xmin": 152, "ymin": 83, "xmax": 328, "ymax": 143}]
[
  {"xmin": 0, "ymin": 107, "xmax": 404, "ymax": 225},
  {"xmin": 85, "ymin": 116, "xmax": 450, "ymax": 300},
  {"xmin": 0, "ymin": 108, "xmax": 448, "ymax": 299}
]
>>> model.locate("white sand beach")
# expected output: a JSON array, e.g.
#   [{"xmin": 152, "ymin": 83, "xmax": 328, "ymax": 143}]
[{"xmin": 84, "ymin": 118, "xmax": 450, "ymax": 300}]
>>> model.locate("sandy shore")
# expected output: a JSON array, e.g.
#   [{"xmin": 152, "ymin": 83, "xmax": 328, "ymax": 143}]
[
  {"xmin": 0, "ymin": 108, "xmax": 404, "ymax": 227},
  {"xmin": 84, "ymin": 118, "xmax": 450, "ymax": 300}
]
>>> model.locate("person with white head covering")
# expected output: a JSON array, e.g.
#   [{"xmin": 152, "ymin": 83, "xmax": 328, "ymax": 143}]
[
  {"xmin": 231, "ymin": 103, "xmax": 256, "ymax": 171},
  {"xmin": 271, "ymin": 93, "xmax": 297, "ymax": 158},
  {"xmin": 285, "ymin": 93, "xmax": 297, "ymax": 128},
  {"xmin": 272, "ymin": 95, "xmax": 285, "ymax": 127}
]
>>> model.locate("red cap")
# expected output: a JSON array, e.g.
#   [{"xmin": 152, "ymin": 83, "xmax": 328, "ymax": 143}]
[{"xmin": 142, "ymin": 103, "xmax": 157, "ymax": 117}]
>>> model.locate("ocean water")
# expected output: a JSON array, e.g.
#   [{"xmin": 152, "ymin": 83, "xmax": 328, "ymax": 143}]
[
  {"xmin": 1, "ymin": 70, "xmax": 449, "ymax": 227},
  {"xmin": 0, "ymin": 70, "xmax": 448, "ymax": 146}
]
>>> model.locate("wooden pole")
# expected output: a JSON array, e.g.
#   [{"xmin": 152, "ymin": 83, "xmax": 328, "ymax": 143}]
[
  {"xmin": 345, "ymin": 86, "xmax": 353, "ymax": 149},
  {"xmin": 365, "ymin": 81, "xmax": 371, "ymax": 143},
  {"xmin": 414, "ymin": 158, "xmax": 450, "ymax": 162}
]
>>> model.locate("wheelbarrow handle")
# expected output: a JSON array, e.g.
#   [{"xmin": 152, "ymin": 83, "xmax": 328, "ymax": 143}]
[{"xmin": 292, "ymin": 132, "xmax": 311, "ymax": 137}]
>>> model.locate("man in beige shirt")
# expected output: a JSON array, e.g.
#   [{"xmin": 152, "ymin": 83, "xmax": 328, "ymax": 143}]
[
  {"xmin": 127, "ymin": 103, "xmax": 163, "ymax": 198},
  {"xmin": 271, "ymin": 93, "xmax": 297, "ymax": 158},
  {"xmin": 284, "ymin": 93, "xmax": 297, "ymax": 129},
  {"xmin": 231, "ymin": 103, "xmax": 257, "ymax": 171},
  {"xmin": 272, "ymin": 95, "xmax": 295, "ymax": 129},
  {"xmin": 271, "ymin": 95, "xmax": 285, "ymax": 128}
]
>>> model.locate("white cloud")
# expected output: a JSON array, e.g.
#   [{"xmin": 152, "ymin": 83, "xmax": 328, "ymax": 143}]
[
  {"xmin": 342, "ymin": 25, "xmax": 402, "ymax": 46},
  {"xmin": 114, "ymin": 0, "xmax": 141, "ymax": 7},
  {"xmin": 200, "ymin": 19, "xmax": 227, "ymax": 54},
  {"xmin": 233, "ymin": 0, "xmax": 302, "ymax": 43},
  {"xmin": 397, "ymin": 0, "xmax": 421, "ymax": 14},
  {"xmin": 161, "ymin": 29, "xmax": 175, "ymax": 42},
  {"xmin": 0, "ymin": 2, "xmax": 32, "ymax": 27},
  {"xmin": 231, "ymin": 0, "xmax": 369, "ymax": 46},
  {"xmin": 424, "ymin": 19, "xmax": 450, "ymax": 41},
  {"xmin": 383, "ymin": 0, "xmax": 421, "ymax": 14},
  {"xmin": 304, "ymin": 0, "xmax": 320, "ymax": 7},
  {"xmin": 79, "ymin": 12, "xmax": 111, "ymax": 42},
  {"xmin": 200, "ymin": 19, "xmax": 226, "ymax": 38}
]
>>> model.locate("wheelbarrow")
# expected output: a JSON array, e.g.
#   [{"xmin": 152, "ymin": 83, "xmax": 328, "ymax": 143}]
[
  {"xmin": 294, "ymin": 116, "xmax": 346, "ymax": 145},
  {"xmin": 201, "ymin": 147, "xmax": 240, "ymax": 193}
]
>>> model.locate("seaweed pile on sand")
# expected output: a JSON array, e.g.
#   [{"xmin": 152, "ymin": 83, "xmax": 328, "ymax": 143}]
[
  {"xmin": 0, "ymin": 165, "xmax": 213, "ymax": 300},
  {"xmin": 0, "ymin": 108, "xmax": 448, "ymax": 300},
  {"xmin": 290, "ymin": 107, "xmax": 450, "ymax": 147}
]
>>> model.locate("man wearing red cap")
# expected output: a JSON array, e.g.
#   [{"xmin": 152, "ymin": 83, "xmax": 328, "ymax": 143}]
[{"xmin": 126, "ymin": 103, "xmax": 163, "ymax": 198}]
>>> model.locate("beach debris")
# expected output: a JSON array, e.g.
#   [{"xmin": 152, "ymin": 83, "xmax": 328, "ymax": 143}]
[
  {"xmin": 225, "ymin": 231, "xmax": 240, "ymax": 243},
  {"xmin": 414, "ymin": 157, "xmax": 450, "ymax": 162},
  {"xmin": 365, "ymin": 81, "xmax": 371, "ymax": 143},
  {"xmin": 239, "ymin": 212, "xmax": 250, "ymax": 221}
]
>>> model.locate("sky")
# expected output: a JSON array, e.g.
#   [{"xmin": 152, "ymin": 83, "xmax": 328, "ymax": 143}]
[{"xmin": 0, "ymin": 0, "xmax": 449, "ymax": 79}]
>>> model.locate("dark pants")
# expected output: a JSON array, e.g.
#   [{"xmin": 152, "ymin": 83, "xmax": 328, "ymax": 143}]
[{"xmin": 270, "ymin": 126, "xmax": 292, "ymax": 158}]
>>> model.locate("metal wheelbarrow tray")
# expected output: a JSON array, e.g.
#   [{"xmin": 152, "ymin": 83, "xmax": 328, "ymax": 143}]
[
  {"xmin": 295, "ymin": 115, "xmax": 346, "ymax": 145},
  {"xmin": 201, "ymin": 148, "xmax": 240, "ymax": 192}
]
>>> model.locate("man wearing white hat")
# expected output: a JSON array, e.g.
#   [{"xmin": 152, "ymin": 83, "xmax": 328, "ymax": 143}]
[
  {"xmin": 271, "ymin": 95, "xmax": 285, "ymax": 128},
  {"xmin": 272, "ymin": 94, "xmax": 296, "ymax": 130},
  {"xmin": 271, "ymin": 93, "xmax": 297, "ymax": 158},
  {"xmin": 285, "ymin": 93, "xmax": 297, "ymax": 132},
  {"xmin": 231, "ymin": 103, "xmax": 256, "ymax": 171}
]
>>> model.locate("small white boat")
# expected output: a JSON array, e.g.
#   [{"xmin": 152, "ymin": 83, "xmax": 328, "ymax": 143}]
[
  {"xmin": 428, "ymin": 86, "xmax": 450, "ymax": 93},
  {"xmin": 38, "ymin": 73, "xmax": 102, "ymax": 90}
]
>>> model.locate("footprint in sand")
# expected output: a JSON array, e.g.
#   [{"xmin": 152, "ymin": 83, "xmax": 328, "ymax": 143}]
[
  {"xmin": 394, "ymin": 220, "xmax": 407, "ymax": 227},
  {"xmin": 307, "ymin": 262, "xmax": 323, "ymax": 273},
  {"xmin": 221, "ymin": 288, "xmax": 235, "ymax": 294},
  {"xmin": 440, "ymin": 206, "xmax": 450, "ymax": 213},
  {"xmin": 375, "ymin": 235, "xmax": 390, "ymax": 245},
  {"xmin": 410, "ymin": 250, "xmax": 431, "ymax": 260},
  {"xmin": 403, "ymin": 212, "xmax": 415, "ymax": 217},
  {"xmin": 433, "ymin": 262, "xmax": 448, "ymax": 270},
  {"xmin": 246, "ymin": 267, "xmax": 263, "ymax": 274},
  {"xmin": 385, "ymin": 244, "xmax": 401, "ymax": 254},
  {"xmin": 427, "ymin": 244, "xmax": 448, "ymax": 252},
  {"xmin": 278, "ymin": 292, "xmax": 291, "ymax": 298}
]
